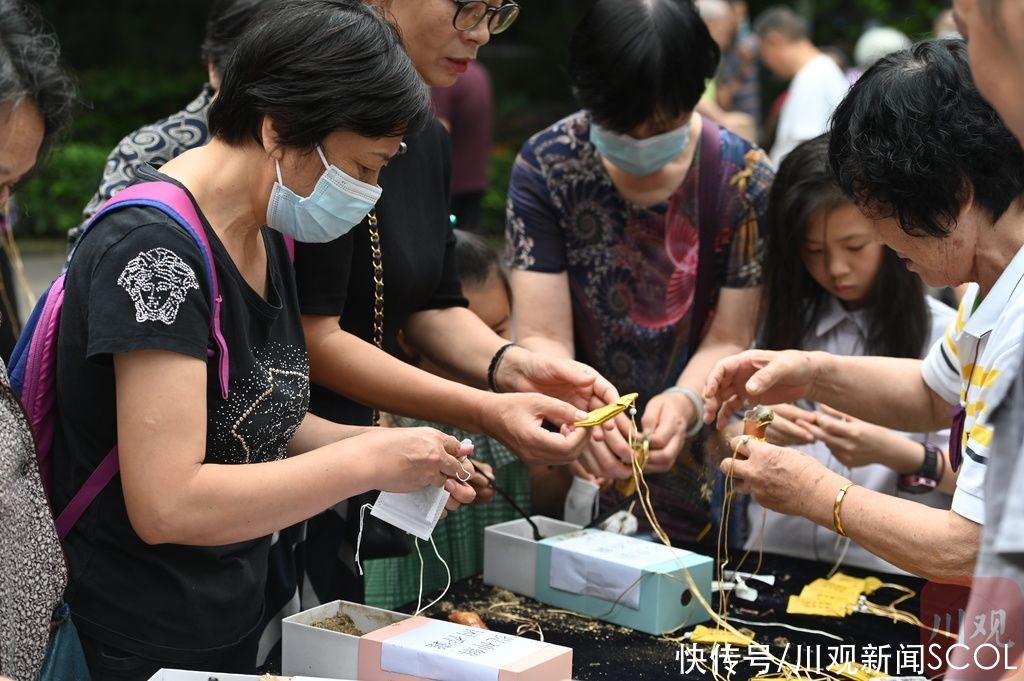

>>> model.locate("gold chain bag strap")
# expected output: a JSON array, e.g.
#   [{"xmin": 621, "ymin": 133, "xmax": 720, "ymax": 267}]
[
  {"xmin": 355, "ymin": 208, "xmax": 415, "ymax": 559},
  {"xmin": 368, "ymin": 210, "xmax": 383, "ymax": 426}
]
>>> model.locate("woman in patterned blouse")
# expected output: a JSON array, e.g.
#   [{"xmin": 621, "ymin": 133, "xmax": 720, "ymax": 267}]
[
  {"xmin": 0, "ymin": 2, "xmax": 75, "ymax": 679},
  {"xmin": 506, "ymin": 0, "xmax": 775, "ymax": 542}
]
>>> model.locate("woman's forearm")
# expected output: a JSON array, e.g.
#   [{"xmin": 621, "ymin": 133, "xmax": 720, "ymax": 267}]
[
  {"xmin": 127, "ymin": 440, "xmax": 379, "ymax": 546},
  {"xmin": 286, "ymin": 412, "xmax": 373, "ymax": 456},
  {"xmin": 403, "ymin": 307, "xmax": 507, "ymax": 389},
  {"xmin": 303, "ymin": 314, "xmax": 490, "ymax": 434},
  {"xmin": 795, "ymin": 466, "xmax": 979, "ymax": 582},
  {"xmin": 517, "ymin": 334, "xmax": 574, "ymax": 360},
  {"xmin": 808, "ymin": 353, "xmax": 952, "ymax": 432}
]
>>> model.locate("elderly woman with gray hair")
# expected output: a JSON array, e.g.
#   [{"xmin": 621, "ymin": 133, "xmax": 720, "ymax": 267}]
[{"xmin": 0, "ymin": 2, "xmax": 76, "ymax": 680}]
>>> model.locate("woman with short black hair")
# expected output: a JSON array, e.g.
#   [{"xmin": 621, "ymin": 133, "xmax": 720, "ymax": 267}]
[
  {"xmin": 52, "ymin": 2, "xmax": 476, "ymax": 678},
  {"xmin": 287, "ymin": 0, "xmax": 617, "ymax": 638},
  {"xmin": 507, "ymin": 0, "xmax": 774, "ymax": 542}
]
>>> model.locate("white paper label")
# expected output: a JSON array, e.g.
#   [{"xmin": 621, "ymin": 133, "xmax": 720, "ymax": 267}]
[
  {"xmin": 380, "ymin": 619, "xmax": 550, "ymax": 681},
  {"xmin": 548, "ymin": 531, "xmax": 689, "ymax": 609}
]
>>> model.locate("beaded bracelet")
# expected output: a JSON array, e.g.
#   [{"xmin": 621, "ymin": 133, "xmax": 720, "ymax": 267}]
[
  {"xmin": 487, "ymin": 342, "xmax": 518, "ymax": 393},
  {"xmin": 663, "ymin": 386, "xmax": 705, "ymax": 438}
]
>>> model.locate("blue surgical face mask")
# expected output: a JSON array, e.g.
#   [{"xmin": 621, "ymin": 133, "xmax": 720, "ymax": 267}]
[
  {"xmin": 590, "ymin": 120, "xmax": 692, "ymax": 176},
  {"xmin": 266, "ymin": 145, "xmax": 383, "ymax": 243}
]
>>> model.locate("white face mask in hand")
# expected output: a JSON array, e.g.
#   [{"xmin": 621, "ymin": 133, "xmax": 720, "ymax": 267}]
[
  {"xmin": 563, "ymin": 475, "xmax": 601, "ymax": 525},
  {"xmin": 355, "ymin": 439, "xmax": 475, "ymax": 615},
  {"xmin": 365, "ymin": 438, "xmax": 474, "ymax": 543}
]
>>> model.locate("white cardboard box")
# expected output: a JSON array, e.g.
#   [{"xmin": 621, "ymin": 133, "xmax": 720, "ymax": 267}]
[
  {"xmin": 147, "ymin": 670, "xmax": 351, "ymax": 681},
  {"xmin": 282, "ymin": 600, "xmax": 410, "ymax": 679},
  {"xmin": 482, "ymin": 516, "xmax": 581, "ymax": 599}
]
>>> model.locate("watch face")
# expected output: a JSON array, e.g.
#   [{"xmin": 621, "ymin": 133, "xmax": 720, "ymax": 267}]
[{"xmin": 898, "ymin": 474, "xmax": 939, "ymax": 494}]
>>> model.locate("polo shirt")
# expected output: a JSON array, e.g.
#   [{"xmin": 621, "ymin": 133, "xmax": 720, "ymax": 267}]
[
  {"xmin": 945, "ymin": 349, "xmax": 1024, "ymax": 679},
  {"xmin": 921, "ymin": 243, "xmax": 1024, "ymax": 525}
]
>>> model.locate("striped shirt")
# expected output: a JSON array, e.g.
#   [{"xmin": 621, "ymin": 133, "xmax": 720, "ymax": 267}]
[{"xmin": 921, "ymin": 244, "xmax": 1024, "ymax": 524}]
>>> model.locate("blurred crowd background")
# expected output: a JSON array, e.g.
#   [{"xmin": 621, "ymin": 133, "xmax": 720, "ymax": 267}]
[{"xmin": 15, "ymin": 1, "xmax": 950, "ymax": 242}]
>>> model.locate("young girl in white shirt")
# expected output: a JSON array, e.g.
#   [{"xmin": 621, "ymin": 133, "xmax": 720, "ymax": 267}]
[{"xmin": 744, "ymin": 134, "xmax": 956, "ymax": 573}]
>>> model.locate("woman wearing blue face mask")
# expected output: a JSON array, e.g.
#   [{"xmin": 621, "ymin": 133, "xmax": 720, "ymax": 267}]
[
  {"xmin": 507, "ymin": 0, "xmax": 776, "ymax": 543},
  {"xmin": 51, "ymin": 2, "xmax": 477, "ymax": 679}
]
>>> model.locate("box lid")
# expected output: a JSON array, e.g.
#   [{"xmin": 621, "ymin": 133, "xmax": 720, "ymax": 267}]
[{"xmin": 361, "ymin": 617, "xmax": 570, "ymax": 681}]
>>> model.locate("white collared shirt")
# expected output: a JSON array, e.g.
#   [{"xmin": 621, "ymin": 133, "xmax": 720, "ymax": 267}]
[
  {"xmin": 921, "ymin": 243, "xmax": 1024, "ymax": 525},
  {"xmin": 747, "ymin": 295, "xmax": 955, "ymax": 574}
]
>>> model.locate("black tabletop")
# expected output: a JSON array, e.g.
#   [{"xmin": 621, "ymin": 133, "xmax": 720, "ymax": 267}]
[{"xmin": 409, "ymin": 551, "xmax": 940, "ymax": 680}]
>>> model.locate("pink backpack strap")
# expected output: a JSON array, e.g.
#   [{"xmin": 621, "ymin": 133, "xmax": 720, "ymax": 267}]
[
  {"xmin": 20, "ymin": 273, "xmax": 67, "ymax": 496},
  {"xmin": 50, "ymin": 182, "xmax": 231, "ymax": 540},
  {"xmin": 54, "ymin": 447, "xmax": 119, "ymax": 541}
]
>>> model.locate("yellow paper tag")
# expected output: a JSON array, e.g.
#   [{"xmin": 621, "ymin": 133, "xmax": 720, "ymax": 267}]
[
  {"xmin": 801, "ymin": 577, "xmax": 860, "ymax": 600},
  {"xmin": 828, "ymin": 573, "xmax": 869, "ymax": 592},
  {"xmin": 862, "ymin": 576, "xmax": 883, "ymax": 595},
  {"xmin": 786, "ymin": 595, "xmax": 853, "ymax": 618},
  {"xmin": 826, "ymin": 661, "xmax": 889, "ymax": 680},
  {"xmin": 788, "ymin": 573, "xmax": 889, "ymax": 619},
  {"xmin": 574, "ymin": 393, "xmax": 639, "ymax": 427},
  {"xmin": 689, "ymin": 625, "xmax": 755, "ymax": 646}
]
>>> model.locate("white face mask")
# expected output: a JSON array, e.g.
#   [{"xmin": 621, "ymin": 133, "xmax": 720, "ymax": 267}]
[
  {"xmin": 590, "ymin": 119, "xmax": 692, "ymax": 176},
  {"xmin": 266, "ymin": 145, "xmax": 383, "ymax": 242}
]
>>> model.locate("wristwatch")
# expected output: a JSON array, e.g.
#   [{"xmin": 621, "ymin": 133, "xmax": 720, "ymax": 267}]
[{"xmin": 898, "ymin": 444, "xmax": 941, "ymax": 494}]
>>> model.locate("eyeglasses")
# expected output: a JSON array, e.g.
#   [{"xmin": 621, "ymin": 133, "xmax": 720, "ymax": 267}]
[{"xmin": 451, "ymin": 0, "xmax": 520, "ymax": 35}]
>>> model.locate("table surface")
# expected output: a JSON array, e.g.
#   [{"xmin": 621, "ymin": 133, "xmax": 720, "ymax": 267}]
[{"xmin": 413, "ymin": 551, "xmax": 939, "ymax": 680}]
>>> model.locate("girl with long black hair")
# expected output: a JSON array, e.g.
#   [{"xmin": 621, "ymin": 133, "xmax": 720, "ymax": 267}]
[{"xmin": 748, "ymin": 134, "xmax": 955, "ymax": 573}]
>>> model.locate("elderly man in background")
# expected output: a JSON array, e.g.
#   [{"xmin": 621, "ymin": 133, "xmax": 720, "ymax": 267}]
[{"xmin": 754, "ymin": 5, "xmax": 848, "ymax": 162}]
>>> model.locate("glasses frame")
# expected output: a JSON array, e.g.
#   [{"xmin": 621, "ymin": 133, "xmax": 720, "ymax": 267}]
[{"xmin": 450, "ymin": 0, "xmax": 520, "ymax": 35}]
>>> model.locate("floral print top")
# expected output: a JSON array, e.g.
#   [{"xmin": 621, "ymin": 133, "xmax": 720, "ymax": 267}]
[{"xmin": 506, "ymin": 111, "xmax": 774, "ymax": 408}]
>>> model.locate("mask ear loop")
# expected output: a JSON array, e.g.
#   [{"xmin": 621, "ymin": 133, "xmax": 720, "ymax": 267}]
[
  {"xmin": 354, "ymin": 502, "xmax": 374, "ymax": 576},
  {"xmin": 315, "ymin": 144, "xmax": 331, "ymax": 169},
  {"xmin": 413, "ymin": 536, "xmax": 452, "ymax": 617}
]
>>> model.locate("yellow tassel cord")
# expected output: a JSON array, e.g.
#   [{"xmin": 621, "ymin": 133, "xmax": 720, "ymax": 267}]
[
  {"xmin": 624, "ymin": 412, "xmax": 830, "ymax": 680},
  {"xmin": 618, "ymin": 403, "xmax": 955, "ymax": 678},
  {"xmin": 567, "ymin": 395, "xmax": 953, "ymax": 677},
  {"xmin": 486, "ymin": 602, "xmax": 545, "ymax": 641},
  {"xmin": 727, "ymin": 151, "xmax": 764, "ymax": 269},
  {"xmin": 856, "ymin": 582, "xmax": 957, "ymax": 641}
]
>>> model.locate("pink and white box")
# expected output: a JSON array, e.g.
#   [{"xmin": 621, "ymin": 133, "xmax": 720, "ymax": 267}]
[{"xmin": 357, "ymin": 616, "xmax": 572, "ymax": 681}]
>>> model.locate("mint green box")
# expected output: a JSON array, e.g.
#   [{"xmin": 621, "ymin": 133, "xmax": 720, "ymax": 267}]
[{"xmin": 534, "ymin": 529, "xmax": 713, "ymax": 635}]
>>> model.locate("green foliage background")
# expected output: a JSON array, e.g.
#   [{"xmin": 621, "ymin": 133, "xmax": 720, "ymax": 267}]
[{"xmin": 19, "ymin": 0, "xmax": 946, "ymax": 240}]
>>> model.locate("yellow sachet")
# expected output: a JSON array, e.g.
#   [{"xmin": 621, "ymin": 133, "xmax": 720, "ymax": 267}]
[
  {"xmin": 800, "ymin": 577, "xmax": 861, "ymax": 600},
  {"xmin": 786, "ymin": 595, "xmax": 854, "ymax": 618},
  {"xmin": 688, "ymin": 625, "xmax": 756, "ymax": 646},
  {"xmin": 862, "ymin": 576, "xmax": 883, "ymax": 595},
  {"xmin": 574, "ymin": 393, "xmax": 639, "ymax": 427}
]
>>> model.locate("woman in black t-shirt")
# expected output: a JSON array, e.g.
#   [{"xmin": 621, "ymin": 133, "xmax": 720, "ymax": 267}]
[
  {"xmin": 54, "ymin": 3, "xmax": 475, "ymax": 679},
  {"xmin": 287, "ymin": 0, "xmax": 621, "ymax": 630},
  {"xmin": 295, "ymin": 1, "xmax": 617, "ymax": 469}
]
